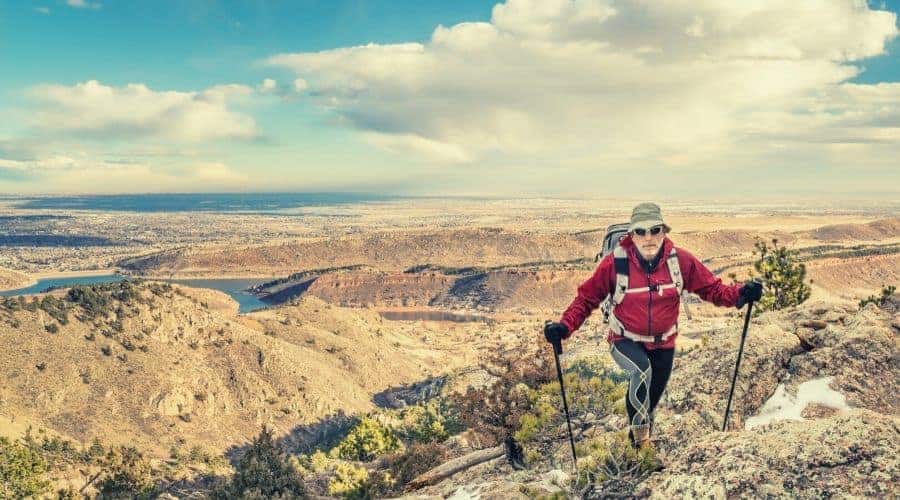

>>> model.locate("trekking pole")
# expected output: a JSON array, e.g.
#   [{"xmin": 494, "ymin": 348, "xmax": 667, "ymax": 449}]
[
  {"xmin": 548, "ymin": 333, "xmax": 578, "ymax": 470},
  {"xmin": 722, "ymin": 300, "xmax": 754, "ymax": 431}
]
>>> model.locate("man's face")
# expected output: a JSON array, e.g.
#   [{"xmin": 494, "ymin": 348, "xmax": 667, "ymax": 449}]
[{"xmin": 632, "ymin": 226, "xmax": 666, "ymax": 260}]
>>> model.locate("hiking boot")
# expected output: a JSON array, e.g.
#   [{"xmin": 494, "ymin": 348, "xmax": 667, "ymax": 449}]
[{"xmin": 632, "ymin": 427, "xmax": 651, "ymax": 448}]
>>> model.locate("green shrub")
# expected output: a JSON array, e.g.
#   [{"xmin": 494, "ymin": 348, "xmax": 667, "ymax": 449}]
[
  {"xmin": 566, "ymin": 355, "xmax": 629, "ymax": 385},
  {"xmin": 326, "ymin": 461, "xmax": 369, "ymax": 498},
  {"xmin": 86, "ymin": 438, "xmax": 106, "ymax": 463},
  {"xmin": 0, "ymin": 436, "xmax": 50, "ymax": 498},
  {"xmin": 859, "ymin": 285, "xmax": 896, "ymax": 310},
  {"xmin": 514, "ymin": 370, "xmax": 625, "ymax": 464},
  {"xmin": 320, "ymin": 444, "xmax": 450, "ymax": 498},
  {"xmin": 2, "ymin": 297, "xmax": 21, "ymax": 311},
  {"xmin": 302, "ymin": 450, "xmax": 330, "ymax": 473},
  {"xmin": 751, "ymin": 238, "xmax": 811, "ymax": 312},
  {"xmin": 398, "ymin": 399, "xmax": 462, "ymax": 444},
  {"xmin": 95, "ymin": 446, "xmax": 155, "ymax": 499},
  {"xmin": 449, "ymin": 346, "xmax": 556, "ymax": 468},
  {"xmin": 451, "ymin": 346, "xmax": 553, "ymax": 449},
  {"xmin": 332, "ymin": 418, "xmax": 402, "ymax": 462},
  {"xmin": 67, "ymin": 285, "xmax": 112, "ymax": 320},
  {"xmin": 575, "ymin": 431, "xmax": 657, "ymax": 497},
  {"xmin": 212, "ymin": 427, "xmax": 306, "ymax": 499},
  {"xmin": 40, "ymin": 295, "xmax": 69, "ymax": 325}
]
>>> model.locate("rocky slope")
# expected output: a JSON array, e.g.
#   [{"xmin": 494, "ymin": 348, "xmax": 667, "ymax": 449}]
[
  {"xmin": 409, "ymin": 298, "xmax": 900, "ymax": 499},
  {"xmin": 118, "ymin": 228, "xmax": 604, "ymax": 277},
  {"xmin": 120, "ymin": 220, "xmax": 900, "ymax": 319},
  {"xmin": 257, "ymin": 268, "xmax": 588, "ymax": 315},
  {"xmin": 803, "ymin": 217, "xmax": 900, "ymax": 241},
  {"xmin": 116, "ymin": 218, "xmax": 899, "ymax": 280},
  {"xmin": 0, "ymin": 266, "xmax": 32, "ymax": 290},
  {"xmin": 0, "ymin": 282, "xmax": 503, "ymax": 456}
]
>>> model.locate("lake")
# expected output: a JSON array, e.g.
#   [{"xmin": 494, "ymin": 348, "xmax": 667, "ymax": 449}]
[{"xmin": 0, "ymin": 275, "xmax": 271, "ymax": 314}]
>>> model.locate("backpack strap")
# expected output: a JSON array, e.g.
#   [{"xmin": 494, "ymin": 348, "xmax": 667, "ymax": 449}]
[
  {"xmin": 666, "ymin": 248, "xmax": 683, "ymax": 295},
  {"xmin": 612, "ymin": 245, "xmax": 629, "ymax": 305}
]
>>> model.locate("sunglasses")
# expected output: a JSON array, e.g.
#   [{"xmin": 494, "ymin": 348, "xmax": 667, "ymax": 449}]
[{"xmin": 633, "ymin": 226, "xmax": 664, "ymax": 237}]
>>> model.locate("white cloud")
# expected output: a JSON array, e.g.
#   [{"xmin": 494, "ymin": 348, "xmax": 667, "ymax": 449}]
[
  {"xmin": 0, "ymin": 154, "xmax": 250, "ymax": 193},
  {"xmin": 258, "ymin": 78, "xmax": 278, "ymax": 94},
  {"xmin": 362, "ymin": 132, "xmax": 473, "ymax": 163},
  {"xmin": 27, "ymin": 80, "xmax": 259, "ymax": 142},
  {"xmin": 35, "ymin": 7, "xmax": 50, "ymax": 14},
  {"xmin": 66, "ymin": 0, "xmax": 101, "ymax": 9},
  {"xmin": 266, "ymin": 0, "xmax": 899, "ymax": 170}
]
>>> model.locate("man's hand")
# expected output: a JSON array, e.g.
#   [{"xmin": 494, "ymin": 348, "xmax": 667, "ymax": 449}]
[
  {"xmin": 736, "ymin": 280, "xmax": 763, "ymax": 308},
  {"xmin": 543, "ymin": 322, "xmax": 570, "ymax": 344}
]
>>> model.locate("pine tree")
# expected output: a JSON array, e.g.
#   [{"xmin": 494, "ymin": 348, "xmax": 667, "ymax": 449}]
[
  {"xmin": 751, "ymin": 238, "xmax": 811, "ymax": 312},
  {"xmin": 213, "ymin": 427, "xmax": 307, "ymax": 499}
]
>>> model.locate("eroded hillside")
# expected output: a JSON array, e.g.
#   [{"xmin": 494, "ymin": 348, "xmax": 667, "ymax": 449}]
[
  {"xmin": 0, "ymin": 281, "xmax": 515, "ymax": 457},
  {"xmin": 119, "ymin": 219, "xmax": 900, "ymax": 317},
  {"xmin": 0, "ymin": 266, "xmax": 32, "ymax": 290},
  {"xmin": 118, "ymin": 228, "xmax": 604, "ymax": 278}
]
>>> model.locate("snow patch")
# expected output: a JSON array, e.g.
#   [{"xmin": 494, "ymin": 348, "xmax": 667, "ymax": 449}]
[
  {"xmin": 448, "ymin": 486, "xmax": 480, "ymax": 500},
  {"xmin": 745, "ymin": 376, "xmax": 850, "ymax": 430}
]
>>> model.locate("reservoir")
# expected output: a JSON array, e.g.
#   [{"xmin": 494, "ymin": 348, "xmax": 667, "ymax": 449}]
[{"xmin": 0, "ymin": 275, "xmax": 270, "ymax": 314}]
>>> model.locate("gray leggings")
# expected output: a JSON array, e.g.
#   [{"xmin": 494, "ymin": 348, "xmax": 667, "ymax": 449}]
[{"xmin": 610, "ymin": 339, "xmax": 675, "ymax": 430}]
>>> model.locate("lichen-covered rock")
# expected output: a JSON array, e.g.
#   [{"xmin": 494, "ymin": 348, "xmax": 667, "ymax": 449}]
[
  {"xmin": 785, "ymin": 305, "xmax": 899, "ymax": 413},
  {"xmin": 405, "ymin": 301, "xmax": 900, "ymax": 499},
  {"xmin": 642, "ymin": 410, "xmax": 899, "ymax": 499},
  {"xmin": 647, "ymin": 473, "xmax": 726, "ymax": 499},
  {"xmin": 655, "ymin": 317, "xmax": 803, "ymax": 449}
]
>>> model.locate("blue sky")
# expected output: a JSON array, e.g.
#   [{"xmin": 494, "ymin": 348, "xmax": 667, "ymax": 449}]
[{"xmin": 1, "ymin": 1, "xmax": 898, "ymax": 197}]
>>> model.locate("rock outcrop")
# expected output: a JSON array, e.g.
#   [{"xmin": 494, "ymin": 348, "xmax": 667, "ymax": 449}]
[{"xmin": 410, "ymin": 299, "xmax": 900, "ymax": 499}]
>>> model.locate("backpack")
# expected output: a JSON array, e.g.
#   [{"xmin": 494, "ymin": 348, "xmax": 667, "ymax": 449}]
[{"xmin": 595, "ymin": 223, "xmax": 684, "ymax": 324}]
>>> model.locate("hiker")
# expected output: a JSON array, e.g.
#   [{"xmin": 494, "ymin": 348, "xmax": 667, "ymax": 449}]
[{"xmin": 543, "ymin": 202, "xmax": 762, "ymax": 450}]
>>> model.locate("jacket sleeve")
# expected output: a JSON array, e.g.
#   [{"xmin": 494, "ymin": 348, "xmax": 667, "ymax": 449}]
[
  {"xmin": 679, "ymin": 248, "xmax": 741, "ymax": 307},
  {"xmin": 559, "ymin": 254, "xmax": 615, "ymax": 336}
]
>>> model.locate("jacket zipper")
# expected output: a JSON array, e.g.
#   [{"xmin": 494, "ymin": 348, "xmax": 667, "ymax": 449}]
[{"xmin": 647, "ymin": 272, "xmax": 652, "ymax": 335}]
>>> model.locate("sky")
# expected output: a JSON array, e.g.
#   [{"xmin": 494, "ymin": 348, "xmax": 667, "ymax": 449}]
[{"xmin": 0, "ymin": 0, "xmax": 898, "ymax": 198}]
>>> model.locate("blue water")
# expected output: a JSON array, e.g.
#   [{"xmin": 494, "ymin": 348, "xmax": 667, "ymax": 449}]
[
  {"xmin": 163, "ymin": 278, "xmax": 271, "ymax": 313},
  {"xmin": 0, "ymin": 275, "xmax": 270, "ymax": 314},
  {"xmin": 14, "ymin": 193, "xmax": 399, "ymax": 213}
]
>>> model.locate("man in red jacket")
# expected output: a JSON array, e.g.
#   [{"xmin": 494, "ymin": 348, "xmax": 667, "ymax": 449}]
[{"xmin": 544, "ymin": 202, "xmax": 762, "ymax": 450}]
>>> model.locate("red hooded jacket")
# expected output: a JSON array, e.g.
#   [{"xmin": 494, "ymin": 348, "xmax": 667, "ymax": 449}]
[{"xmin": 560, "ymin": 234, "xmax": 741, "ymax": 350}]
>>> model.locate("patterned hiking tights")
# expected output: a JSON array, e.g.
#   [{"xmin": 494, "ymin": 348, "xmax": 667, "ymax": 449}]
[{"xmin": 609, "ymin": 338, "xmax": 675, "ymax": 432}]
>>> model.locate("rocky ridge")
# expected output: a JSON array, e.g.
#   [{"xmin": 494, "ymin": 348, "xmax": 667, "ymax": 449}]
[{"xmin": 409, "ymin": 298, "xmax": 899, "ymax": 499}]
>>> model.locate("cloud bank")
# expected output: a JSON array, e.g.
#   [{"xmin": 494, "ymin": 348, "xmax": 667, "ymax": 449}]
[
  {"xmin": 27, "ymin": 80, "xmax": 259, "ymax": 142},
  {"xmin": 267, "ymin": 0, "xmax": 899, "ymax": 168},
  {"xmin": 0, "ymin": 155, "xmax": 250, "ymax": 193}
]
